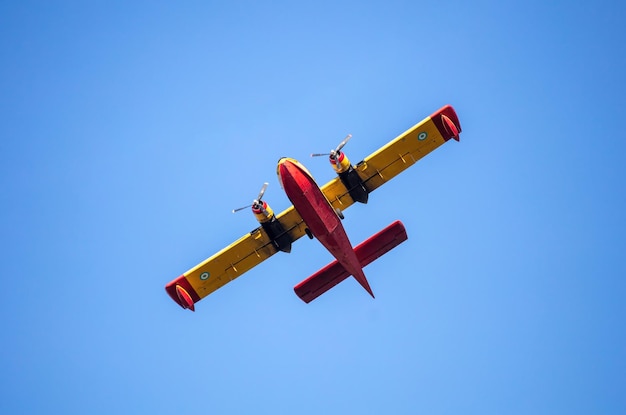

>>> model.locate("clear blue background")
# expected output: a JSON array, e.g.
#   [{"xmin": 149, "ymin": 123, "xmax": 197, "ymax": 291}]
[{"xmin": 1, "ymin": 1, "xmax": 625, "ymax": 414}]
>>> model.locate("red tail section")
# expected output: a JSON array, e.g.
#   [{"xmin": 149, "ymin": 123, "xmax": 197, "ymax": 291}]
[{"xmin": 294, "ymin": 221, "xmax": 408, "ymax": 303}]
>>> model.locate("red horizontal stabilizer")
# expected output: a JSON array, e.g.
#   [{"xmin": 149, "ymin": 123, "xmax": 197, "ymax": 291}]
[{"xmin": 294, "ymin": 220, "xmax": 408, "ymax": 303}]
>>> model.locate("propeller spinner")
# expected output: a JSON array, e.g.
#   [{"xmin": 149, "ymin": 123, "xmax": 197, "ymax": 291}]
[{"xmin": 232, "ymin": 182, "xmax": 276, "ymax": 223}]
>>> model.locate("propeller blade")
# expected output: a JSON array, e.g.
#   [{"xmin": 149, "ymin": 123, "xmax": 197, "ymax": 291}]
[
  {"xmin": 311, "ymin": 134, "xmax": 351, "ymax": 160},
  {"xmin": 335, "ymin": 134, "xmax": 352, "ymax": 152},
  {"xmin": 257, "ymin": 182, "xmax": 269, "ymax": 201},
  {"xmin": 233, "ymin": 182, "xmax": 269, "ymax": 213},
  {"xmin": 232, "ymin": 204, "xmax": 253, "ymax": 213}
]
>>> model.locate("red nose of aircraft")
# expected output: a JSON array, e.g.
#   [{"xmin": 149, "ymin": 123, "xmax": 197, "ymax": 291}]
[{"xmin": 276, "ymin": 157, "xmax": 298, "ymax": 190}]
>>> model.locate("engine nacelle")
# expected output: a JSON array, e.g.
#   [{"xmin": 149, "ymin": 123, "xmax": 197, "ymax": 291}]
[
  {"xmin": 330, "ymin": 152, "xmax": 351, "ymax": 173},
  {"xmin": 252, "ymin": 201, "xmax": 274, "ymax": 223},
  {"xmin": 331, "ymin": 152, "xmax": 368, "ymax": 204}
]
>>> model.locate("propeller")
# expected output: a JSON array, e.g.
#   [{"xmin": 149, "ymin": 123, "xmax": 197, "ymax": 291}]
[
  {"xmin": 232, "ymin": 182, "xmax": 269, "ymax": 214},
  {"xmin": 311, "ymin": 134, "xmax": 352, "ymax": 161}
]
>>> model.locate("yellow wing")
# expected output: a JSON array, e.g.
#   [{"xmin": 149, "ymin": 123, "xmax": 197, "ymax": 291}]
[
  {"xmin": 322, "ymin": 105, "xmax": 461, "ymax": 209},
  {"xmin": 188, "ymin": 207, "xmax": 303, "ymax": 294},
  {"xmin": 181, "ymin": 227, "xmax": 277, "ymax": 299}
]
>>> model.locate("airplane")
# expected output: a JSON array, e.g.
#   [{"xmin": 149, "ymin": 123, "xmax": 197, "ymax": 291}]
[{"xmin": 165, "ymin": 105, "xmax": 461, "ymax": 311}]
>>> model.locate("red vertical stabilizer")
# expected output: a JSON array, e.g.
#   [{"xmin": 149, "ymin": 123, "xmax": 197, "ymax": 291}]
[{"xmin": 294, "ymin": 221, "xmax": 408, "ymax": 303}]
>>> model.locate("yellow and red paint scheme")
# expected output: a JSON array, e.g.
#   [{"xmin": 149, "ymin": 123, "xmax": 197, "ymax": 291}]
[{"xmin": 165, "ymin": 105, "xmax": 462, "ymax": 311}]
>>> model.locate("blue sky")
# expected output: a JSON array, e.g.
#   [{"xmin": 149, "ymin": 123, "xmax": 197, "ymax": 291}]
[{"xmin": 1, "ymin": 1, "xmax": 625, "ymax": 414}]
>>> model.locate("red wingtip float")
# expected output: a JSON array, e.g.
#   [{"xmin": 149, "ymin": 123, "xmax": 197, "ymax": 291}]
[
  {"xmin": 431, "ymin": 104, "xmax": 462, "ymax": 142},
  {"xmin": 165, "ymin": 275, "xmax": 200, "ymax": 311},
  {"xmin": 175, "ymin": 285, "xmax": 195, "ymax": 312},
  {"xmin": 165, "ymin": 105, "xmax": 462, "ymax": 311}
]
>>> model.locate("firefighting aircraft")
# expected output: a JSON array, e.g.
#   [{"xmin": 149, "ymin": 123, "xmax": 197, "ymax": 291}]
[{"xmin": 165, "ymin": 105, "xmax": 461, "ymax": 311}]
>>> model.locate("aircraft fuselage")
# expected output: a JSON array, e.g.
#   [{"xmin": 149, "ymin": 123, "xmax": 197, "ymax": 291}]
[{"xmin": 277, "ymin": 157, "xmax": 374, "ymax": 297}]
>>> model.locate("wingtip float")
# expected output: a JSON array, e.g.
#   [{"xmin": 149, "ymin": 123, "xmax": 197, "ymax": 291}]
[
  {"xmin": 165, "ymin": 105, "xmax": 462, "ymax": 311},
  {"xmin": 165, "ymin": 276, "xmax": 199, "ymax": 311},
  {"xmin": 431, "ymin": 104, "xmax": 462, "ymax": 142}
]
